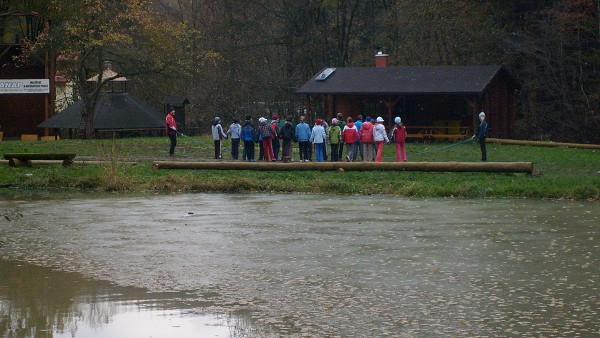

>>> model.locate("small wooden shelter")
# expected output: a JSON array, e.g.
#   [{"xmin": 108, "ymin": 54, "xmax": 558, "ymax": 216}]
[
  {"xmin": 37, "ymin": 69, "xmax": 163, "ymax": 136},
  {"xmin": 296, "ymin": 53, "xmax": 520, "ymax": 138}
]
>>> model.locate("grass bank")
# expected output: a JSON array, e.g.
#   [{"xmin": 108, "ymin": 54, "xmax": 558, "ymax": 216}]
[{"xmin": 0, "ymin": 136, "xmax": 598, "ymax": 200}]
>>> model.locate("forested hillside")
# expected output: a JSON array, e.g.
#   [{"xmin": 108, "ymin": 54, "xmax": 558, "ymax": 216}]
[
  {"xmin": 2, "ymin": 0, "xmax": 598, "ymax": 142},
  {"xmin": 152, "ymin": 0, "xmax": 599, "ymax": 142}
]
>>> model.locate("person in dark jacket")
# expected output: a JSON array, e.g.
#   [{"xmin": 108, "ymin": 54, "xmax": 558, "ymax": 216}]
[
  {"xmin": 475, "ymin": 111, "xmax": 488, "ymax": 161},
  {"xmin": 241, "ymin": 116, "xmax": 257, "ymax": 162},
  {"xmin": 279, "ymin": 115, "xmax": 295, "ymax": 162},
  {"xmin": 270, "ymin": 115, "xmax": 281, "ymax": 161}
]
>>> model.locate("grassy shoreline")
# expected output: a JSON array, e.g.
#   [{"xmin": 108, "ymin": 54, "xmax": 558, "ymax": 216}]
[{"xmin": 0, "ymin": 137, "xmax": 599, "ymax": 200}]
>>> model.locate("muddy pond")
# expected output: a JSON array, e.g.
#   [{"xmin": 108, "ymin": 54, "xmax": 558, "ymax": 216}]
[{"xmin": 0, "ymin": 193, "xmax": 598, "ymax": 337}]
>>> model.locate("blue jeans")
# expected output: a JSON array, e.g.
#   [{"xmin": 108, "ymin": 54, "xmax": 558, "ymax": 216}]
[{"xmin": 315, "ymin": 143, "xmax": 324, "ymax": 162}]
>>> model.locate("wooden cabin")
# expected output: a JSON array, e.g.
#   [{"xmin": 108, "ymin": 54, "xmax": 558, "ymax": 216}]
[
  {"xmin": 0, "ymin": 10, "xmax": 55, "ymax": 138},
  {"xmin": 296, "ymin": 53, "xmax": 519, "ymax": 138}
]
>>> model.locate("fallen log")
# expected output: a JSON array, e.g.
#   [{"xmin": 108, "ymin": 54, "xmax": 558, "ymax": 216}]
[
  {"xmin": 486, "ymin": 138, "xmax": 600, "ymax": 150},
  {"xmin": 153, "ymin": 161, "xmax": 534, "ymax": 174}
]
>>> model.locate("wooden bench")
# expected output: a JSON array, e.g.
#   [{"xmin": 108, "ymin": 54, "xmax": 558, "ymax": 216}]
[
  {"xmin": 20, "ymin": 134, "xmax": 39, "ymax": 141},
  {"xmin": 406, "ymin": 133, "xmax": 425, "ymax": 139},
  {"xmin": 3, "ymin": 153, "xmax": 76, "ymax": 167},
  {"xmin": 40, "ymin": 135, "xmax": 60, "ymax": 141},
  {"xmin": 405, "ymin": 126, "xmax": 471, "ymax": 142}
]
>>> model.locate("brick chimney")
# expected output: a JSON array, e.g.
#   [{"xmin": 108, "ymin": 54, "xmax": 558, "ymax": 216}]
[{"xmin": 375, "ymin": 51, "xmax": 389, "ymax": 68}]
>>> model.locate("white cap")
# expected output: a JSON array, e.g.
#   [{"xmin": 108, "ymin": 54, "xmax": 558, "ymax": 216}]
[
  {"xmin": 479, "ymin": 112, "xmax": 485, "ymax": 118},
  {"xmin": 376, "ymin": 117, "xmax": 384, "ymax": 123},
  {"xmin": 394, "ymin": 117, "xmax": 401, "ymax": 124}
]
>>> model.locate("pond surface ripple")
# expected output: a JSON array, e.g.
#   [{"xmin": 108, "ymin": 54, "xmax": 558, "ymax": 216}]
[{"xmin": 0, "ymin": 193, "xmax": 598, "ymax": 337}]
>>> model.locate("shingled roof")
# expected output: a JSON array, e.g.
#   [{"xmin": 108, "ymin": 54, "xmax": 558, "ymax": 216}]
[
  {"xmin": 38, "ymin": 93, "xmax": 164, "ymax": 129},
  {"xmin": 296, "ymin": 65, "xmax": 516, "ymax": 95}
]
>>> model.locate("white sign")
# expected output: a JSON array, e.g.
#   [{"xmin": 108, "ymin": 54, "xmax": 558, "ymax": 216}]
[{"xmin": 0, "ymin": 79, "xmax": 50, "ymax": 94}]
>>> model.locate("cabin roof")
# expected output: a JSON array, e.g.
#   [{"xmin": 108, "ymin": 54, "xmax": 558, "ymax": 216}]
[
  {"xmin": 296, "ymin": 65, "xmax": 518, "ymax": 95},
  {"xmin": 37, "ymin": 92, "xmax": 164, "ymax": 129}
]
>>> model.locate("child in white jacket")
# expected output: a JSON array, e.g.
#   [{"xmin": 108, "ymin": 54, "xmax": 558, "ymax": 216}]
[
  {"xmin": 310, "ymin": 119, "xmax": 327, "ymax": 162},
  {"xmin": 211, "ymin": 117, "xmax": 228, "ymax": 159},
  {"xmin": 373, "ymin": 117, "xmax": 389, "ymax": 162}
]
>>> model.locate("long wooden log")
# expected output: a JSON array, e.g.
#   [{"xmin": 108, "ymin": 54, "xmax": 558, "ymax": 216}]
[
  {"xmin": 153, "ymin": 161, "xmax": 534, "ymax": 174},
  {"xmin": 486, "ymin": 138, "xmax": 600, "ymax": 150},
  {"xmin": 3, "ymin": 153, "xmax": 76, "ymax": 167}
]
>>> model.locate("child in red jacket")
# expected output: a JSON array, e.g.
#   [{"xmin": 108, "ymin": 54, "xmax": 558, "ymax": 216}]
[
  {"xmin": 342, "ymin": 117, "xmax": 359, "ymax": 162},
  {"xmin": 390, "ymin": 117, "xmax": 407, "ymax": 162}
]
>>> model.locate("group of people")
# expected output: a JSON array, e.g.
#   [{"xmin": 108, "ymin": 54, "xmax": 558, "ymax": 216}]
[
  {"xmin": 208, "ymin": 113, "xmax": 408, "ymax": 163},
  {"xmin": 166, "ymin": 109, "xmax": 489, "ymax": 162}
]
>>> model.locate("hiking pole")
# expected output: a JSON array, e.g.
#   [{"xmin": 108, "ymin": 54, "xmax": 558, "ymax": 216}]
[
  {"xmin": 381, "ymin": 137, "xmax": 475, "ymax": 161},
  {"xmin": 410, "ymin": 137, "xmax": 475, "ymax": 157},
  {"xmin": 175, "ymin": 130, "xmax": 232, "ymax": 156},
  {"xmin": 175, "ymin": 130, "xmax": 212, "ymax": 148}
]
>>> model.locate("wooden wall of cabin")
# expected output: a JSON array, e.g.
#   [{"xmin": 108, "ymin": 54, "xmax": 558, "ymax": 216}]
[
  {"xmin": 304, "ymin": 94, "xmax": 337, "ymax": 123},
  {"xmin": 507, "ymin": 84, "xmax": 516, "ymax": 137},
  {"xmin": 334, "ymin": 95, "xmax": 403, "ymax": 126},
  {"xmin": 480, "ymin": 74, "xmax": 515, "ymax": 137},
  {"xmin": 333, "ymin": 95, "xmax": 365, "ymax": 122},
  {"xmin": 0, "ymin": 45, "xmax": 48, "ymax": 138},
  {"xmin": 403, "ymin": 95, "xmax": 472, "ymax": 128}
]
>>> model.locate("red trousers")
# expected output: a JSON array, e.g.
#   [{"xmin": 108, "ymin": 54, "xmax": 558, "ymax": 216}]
[
  {"xmin": 395, "ymin": 142, "xmax": 406, "ymax": 161},
  {"xmin": 375, "ymin": 141, "xmax": 385, "ymax": 162},
  {"xmin": 262, "ymin": 138, "xmax": 275, "ymax": 161}
]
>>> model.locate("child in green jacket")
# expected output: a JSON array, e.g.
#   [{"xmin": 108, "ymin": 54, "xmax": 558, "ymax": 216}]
[{"xmin": 328, "ymin": 118, "xmax": 342, "ymax": 162}]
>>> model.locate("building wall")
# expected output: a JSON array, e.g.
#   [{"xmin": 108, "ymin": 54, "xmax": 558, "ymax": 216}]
[
  {"xmin": 334, "ymin": 95, "xmax": 366, "ymax": 121},
  {"xmin": 481, "ymin": 72, "xmax": 516, "ymax": 137},
  {"xmin": 0, "ymin": 45, "xmax": 49, "ymax": 138}
]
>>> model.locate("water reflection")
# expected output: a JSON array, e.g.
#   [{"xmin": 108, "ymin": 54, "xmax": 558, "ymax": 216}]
[
  {"xmin": 0, "ymin": 192, "xmax": 598, "ymax": 336},
  {"xmin": 0, "ymin": 260, "xmax": 258, "ymax": 338}
]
